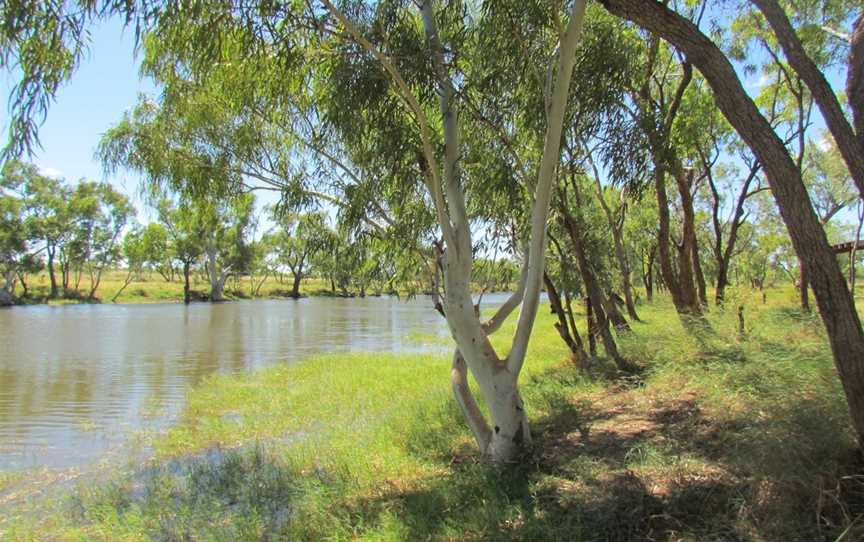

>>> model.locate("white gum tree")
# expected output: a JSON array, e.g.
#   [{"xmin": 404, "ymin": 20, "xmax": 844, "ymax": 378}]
[
  {"xmin": 1, "ymin": 0, "xmax": 588, "ymax": 463},
  {"xmin": 323, "ymin": 0, "xmax": 588, "ymax": 462}
]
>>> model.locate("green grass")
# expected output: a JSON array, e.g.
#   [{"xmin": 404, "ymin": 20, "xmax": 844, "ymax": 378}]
[
  {"xmin": 13, "ymin": 271, "xmax": 340, "ymax": 305},
  {"xmin": 3, "ymin": 288, "xmax": 864, "ymax": 540},
  {"xmin": 12, "ymin": 270, "xmax": 508, "ymax": 305}
]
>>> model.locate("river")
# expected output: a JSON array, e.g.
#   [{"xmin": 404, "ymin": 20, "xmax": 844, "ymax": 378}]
[{"xmin": 0, "ymin": 295, "xmax": 504, "ymax": 471}]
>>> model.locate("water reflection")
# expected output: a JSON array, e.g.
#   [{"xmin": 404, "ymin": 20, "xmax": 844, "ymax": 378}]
[{"xmin": 0, "ymin": 295, "xmax": 512, "ymax": 470}]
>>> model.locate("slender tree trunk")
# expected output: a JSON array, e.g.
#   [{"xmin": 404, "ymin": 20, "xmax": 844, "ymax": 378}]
[
  {"xmin": 183, "ymin": 260, "xmax": 191, "ymax": 305},
  {"xmin": 544, "ymin": 271, "xmax": 590, "ymax": 365},
  {"xmin": 602, "ymin": 0, "xmax": 864, "ymax": 447},
  {"xmin": 645, "ymin": 246, "xmax": 655, "ymax": 301},
  {"xmin": 593, "ymin": 176, "xmax": 641, "ymax": 321},
  {"xmin": 561, "ymin": 210, "xmax": 634, "ymax": 372},
  {"xmin": 586, "ymin": 297, "xmax": 598, "ymax": 357},
  {"xmin": 693, "ymin": 248, "xmax": 707, "ymax": 306},
  {"xmin": 88, "ymin": 268, "xmax": 102, "ymax": 300},
  {"xmin": 46, "ymin": 245, "xmax": 58, "ymax": 299},
  {"xmin": 653, "ymin": 168, "xmax": 683, "ymax": 307},
  {"xmin": 111, "ymin": 270, "xmax": 135, "ymax": 303},
  {"xmin": 799, "ymin": 261, "xmax": 811, "ymax": 312},
  {"xmin": 16, "ymin": 271, "xmax": 27, "ymax": 297},
  {"xmin": 672, "ymin": 167, "xmax": 702, "ymax": 313}
]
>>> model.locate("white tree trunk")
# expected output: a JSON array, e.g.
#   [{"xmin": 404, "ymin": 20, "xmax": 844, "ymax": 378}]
[
  {"xmin": 327, "ymin": 0, "xmax": 587, "ymax": 463},
  {"xmin": 205, "ymin": 239, "xmax": 228, "ymax": 302}
]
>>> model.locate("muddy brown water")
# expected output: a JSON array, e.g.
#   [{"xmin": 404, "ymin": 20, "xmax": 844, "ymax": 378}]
[{"xmin": 0, "ymin": 295, "xmax": 516, "ymax": 471}]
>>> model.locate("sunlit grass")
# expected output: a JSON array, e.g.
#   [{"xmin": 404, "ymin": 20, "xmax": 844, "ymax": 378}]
[{"xmin": 3, "ymin": 287, "xmax": 862, "ymax": 540}]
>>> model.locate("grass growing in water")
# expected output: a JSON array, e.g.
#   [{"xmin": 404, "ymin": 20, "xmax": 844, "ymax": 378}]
[{"xmin": 3, "ymin": 289, "xmax": 864, "ymax": 540}]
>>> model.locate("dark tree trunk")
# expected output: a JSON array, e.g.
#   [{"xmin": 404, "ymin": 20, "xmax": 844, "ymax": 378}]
[
  {"xmin": 654, "ymin": 167, "xmax": 683, "ymax": 308},
  {"xmin": 47, "ymin": 246, "xmax": 58, "ymax": 299},
  {"xmin": 290, "ymin": 271, "xmax": 302, "ymax": 298},
  {"xmin": 561, "ymin": 210, "xmax": 634, "ymax": 372},
  {"xmin": 645, "ymin": 246, "xmax": 655, "ymax": 301},
  {"xmin": 715, "ymin": 259, "xmax": 730, "ymax": 306},
  {"xmin": 544, "ymin": 272, "xmax": 590, "ymax": 365},
  {"xmin": 693, "ymin": 246, "xmax": 707, "ymax": 307},
  {"xmin": 708, "ymin": 161, "xmax": 758, "ymax": 305},
  {"xmin": 586, "ymin": 297, "xmax": 598, "ymax": 357},
  {"xmin": 850, "ymin": 15, "xmax": 864, "ymax": 149},
  {"xmin": 800, "ymin": 261, "xmax": 811, "ymax": 312},
  {"xmin": 603, "ymin": 291, "xmax": 631, "ymax": 332},
  {"xmin": 752, "ymin": 0, "xmax": 864, "ymax": 197},
  {"xmin": 183, "ymin": 260, "xmax": 191, "ymax": 305},
  {"xmin": 16, "ymin": 271, "xmax": 27, "ymax": 297},
  {"xmin": 601, "ymin": 0, "xmax": 864, "ymax": 447},
  {"xmin": 672, "ymin": 167, "xmax": 702, "ymax": 313}
]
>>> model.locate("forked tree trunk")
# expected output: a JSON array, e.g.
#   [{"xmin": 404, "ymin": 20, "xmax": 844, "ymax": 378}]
[
  {"xmin": 561, "ymin": 209, "xmax": 634, "ymax": 372},
  {"xmin": 592, "ymin": 174, "xmax": 641, "ymax": 321},
  {"xmin": 544, "ymin": 271, "xmax": 590, "ymax": 365},
  {"xmin": 327, "ymin": 0, "xmax": 588, "ymax": 463},
  {"xmin": 290, "ymin": 270, "xmax": 302, "ymax": 298},
  {"xmin": 602, "ymin": 0, "xmax": 864, "ymax": 447},
  {"xmin": 205, "ymin": 242, "xmax": 228, "ymax": 302},
  {"xmin": 672, "ymin": 166, "xmax": 702, "ymax": 313}
]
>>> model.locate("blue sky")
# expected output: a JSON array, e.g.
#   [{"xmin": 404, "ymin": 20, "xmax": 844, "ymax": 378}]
[
  {"xmin": 0, "ymin": 19, "xmax": 153, "ymax": 216},
  {"xmin": 0, "ymin": 12, "xmax": 850, "ymax": 229}
]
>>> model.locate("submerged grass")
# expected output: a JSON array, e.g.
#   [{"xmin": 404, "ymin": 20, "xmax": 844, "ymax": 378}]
[{"xmin": 3, "ymin": 287, "xmax": 864, "ymax": 540}]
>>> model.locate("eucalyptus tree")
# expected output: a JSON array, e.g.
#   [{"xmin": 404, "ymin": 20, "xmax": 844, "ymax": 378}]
[
  {"xmin": 308, "ymin": 0, "xmax": 592, "ymax": 461},
  {"xmin": 199, "ymin": 193, "xmax": 255, "ymax": 302},
  {"xmin": 676, "ymin": 75, "xmax": 767, "ymax": 305},
  {"xmin": 554, "ymin": 165, "xmax": 635, "ymax": 372},
  {"xmin": 112, "ymin": 226, "xmax": 148, "ymax": 303},
  {"xmin": 140, "ymin": 222, "xmax": 173, "ymax": 281},
  {"xmin": 1, "ymin": 161, "xmax": 70, "ymax": 298},
  {"xmin": 587, "ymin": 157, "xmax": 640, "ymax": 321},
  {"xmin": 620, "ymin": 29, "xmax": 703, "ymax": 317},
  {"xmin": 0, "ymin": 178, "xmax": 28, "ymax": 303},
  {"xmin": 543, "ymin": 232, "xmax": 591, "ymax": 367},
  {"xmin": 66, "ymin": 181, "xmax": 135, "ymax": 300},
  {"xmin": 271, "ymin": 210, "xmax": 330, "ymax": 298},
  {"xmin": 154, "ymin": 198, "xmax": 203, "ymax": 304},
  {"xmin": 600, "ymin": 0, "xmax": 864, "ymax": 450}
]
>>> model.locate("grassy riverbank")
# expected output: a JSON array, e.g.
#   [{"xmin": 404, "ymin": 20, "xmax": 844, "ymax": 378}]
[
  {"xmin": 8, "ymin": 270, "xmax": 506, "ymax": 305},
  {"xmin": 2, "ymin": 288, "xmax": 863, "ymax": 540},
  {"xmin": 9, "ymin": 270, "xmax": 355, "ymax": 305}
]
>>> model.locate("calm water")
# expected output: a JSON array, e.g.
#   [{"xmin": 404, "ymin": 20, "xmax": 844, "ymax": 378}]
[{"xmin": 0, "ymin": 295, "xmax": 494, "ymax": 471}]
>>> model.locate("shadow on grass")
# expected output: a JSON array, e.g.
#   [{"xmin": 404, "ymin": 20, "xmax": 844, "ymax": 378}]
[
  {"xmin": 348, "ymin": 362, "xmax": 864, "ymax": 541},
  {"xmin": 56, "ymin": 356, "xmax": 864, "ymax": 541}
]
